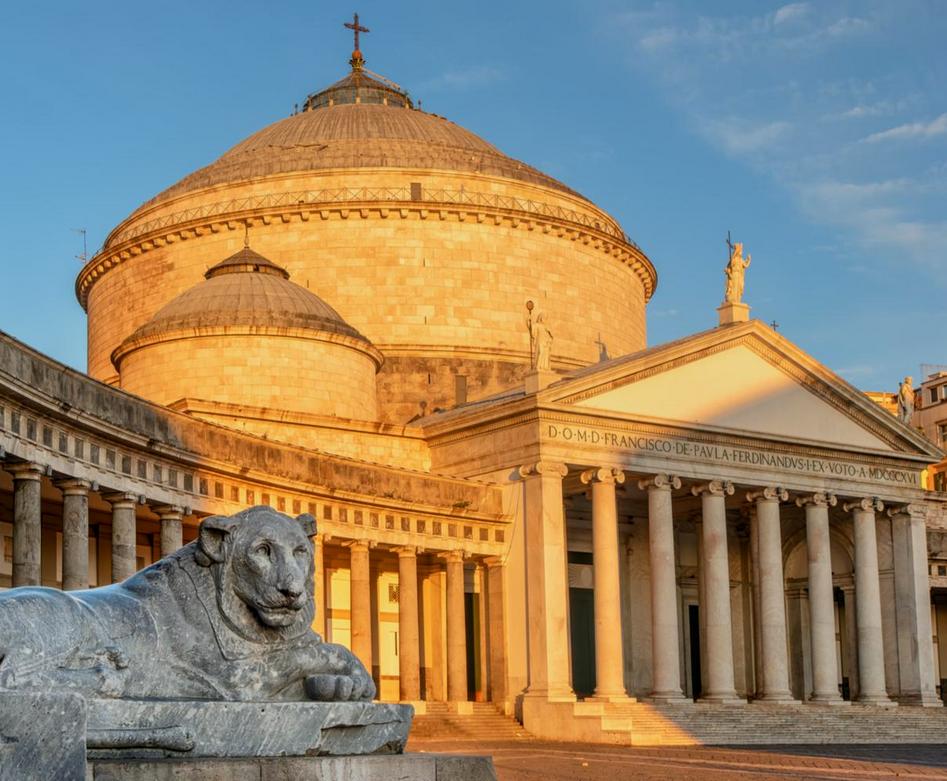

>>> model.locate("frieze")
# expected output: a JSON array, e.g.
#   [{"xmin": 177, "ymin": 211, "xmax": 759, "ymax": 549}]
[{"xmin": 544, "ymin": 423, "xmax": 920, "ymax": 487}]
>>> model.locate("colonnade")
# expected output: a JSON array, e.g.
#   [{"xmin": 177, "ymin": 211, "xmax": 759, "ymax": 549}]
[
  {"xmin": 3, "ymin": 459, "xmax": 493, "ymax": 706},
  {"xmin": 5, "ymin": 461, "xmax": 185, "ymax": 590},
  {"xmin": 322, "ymin": 543, "xmax": 480, "ymax": 704},
  {"xmin": 522, "ymin": 461, "xmax": 940, "ymax": 708}
]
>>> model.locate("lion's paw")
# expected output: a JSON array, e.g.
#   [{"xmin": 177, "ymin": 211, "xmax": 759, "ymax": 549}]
[{"xmin": 304, "ymin": 673, "xmax": 375, "ymax": 702}]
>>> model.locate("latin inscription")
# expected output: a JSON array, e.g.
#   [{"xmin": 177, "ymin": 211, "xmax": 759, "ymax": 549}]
[{"xmin": 545, "ymin": 424, "xmax": 919, "ymax": 486}]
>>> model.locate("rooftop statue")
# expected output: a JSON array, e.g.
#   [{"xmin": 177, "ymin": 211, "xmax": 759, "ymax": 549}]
[
  {"xmin": 898, "ymin": 376, "xmax": 916, "ymax": 426},
  {"xmin": 724, "ymin": 240, "xmax": 751, "ymax": 305},
  {"xmin": 532, "ymin": 312, "xmax": 553, "ymax": 372},
  {"xmin": 0, "ymin": 506, "xmax": 373, "ymax": 703}
]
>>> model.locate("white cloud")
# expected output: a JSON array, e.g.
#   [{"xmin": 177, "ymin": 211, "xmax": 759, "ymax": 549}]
[
  {"xmin": 774, "ymin": 3, "xmax": 809, "ymax": 25},
  {"xmin": 701, "ymin": 118, "xmax": 791, "ymax": 155},
  {"xmin": 799, "ymin": 178, "xmax": 947, "ymax": 266},
  {"xmin": 863, "ymin": 113, "xmax": 947, "ymax": 143}
]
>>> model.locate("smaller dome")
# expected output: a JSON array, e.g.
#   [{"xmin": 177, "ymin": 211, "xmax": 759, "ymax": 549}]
[{"xmin": 112, "ymin": 244, "xmax": 380, "ymax": 366}]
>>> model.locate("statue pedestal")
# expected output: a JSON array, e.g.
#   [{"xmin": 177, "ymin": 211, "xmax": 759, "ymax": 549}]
[
  {"xmin": 525, "ymin": 369, "xmax": 558, "ymax": 394},
  {"xmin": 717, "ymin": 302, "xmax": 750, "ymax": 326},
  {"xmin": 2, "ymin": 693, "xmax": 498, "ymax": 780},
  {"xmin": 88, "ymin": 754, "xmax": 498, "ymax": 780}
]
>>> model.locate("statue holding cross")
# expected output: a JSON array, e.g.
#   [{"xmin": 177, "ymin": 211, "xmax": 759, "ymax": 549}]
[{"xmin": 723, "ymin": 231, "xmax": 751, "ymax": 305}]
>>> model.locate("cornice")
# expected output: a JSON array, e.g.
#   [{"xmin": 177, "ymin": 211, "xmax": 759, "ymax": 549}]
[
  {"xmin": 75, "ymin": 184, "xmax": 656, "ymax": 310},
  {"xmin": 111, "ymin": 323, "xmax": 385, "ymax": 371}
]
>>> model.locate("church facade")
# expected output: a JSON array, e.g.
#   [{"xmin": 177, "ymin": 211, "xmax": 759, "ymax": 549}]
[{"xmin": 3, "ymin": 41, "xmax": 947, "ymax": 744}]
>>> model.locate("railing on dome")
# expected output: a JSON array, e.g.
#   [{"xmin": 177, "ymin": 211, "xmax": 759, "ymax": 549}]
[{"xmin": 102, "ymin": 187, "xmax": 639, "ymax": 251}]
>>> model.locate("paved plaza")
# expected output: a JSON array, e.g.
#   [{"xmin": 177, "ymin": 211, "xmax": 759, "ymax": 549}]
[{"xmin": 409, "ymin": 738, "xmax": 947, "ymax": 780}]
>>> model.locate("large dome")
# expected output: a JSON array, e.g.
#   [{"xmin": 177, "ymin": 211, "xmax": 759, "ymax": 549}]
[
  {"xmin": 144, "ymin": 102, "xmax": 578, "ymax": 210},
  {"xmin": 79, "ymin": 57, "xmax": 656, "ymax": 423}
]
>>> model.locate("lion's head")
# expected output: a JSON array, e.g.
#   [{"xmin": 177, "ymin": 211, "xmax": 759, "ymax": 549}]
[{"xmin": 194, "ymin": 506, "xmax": 317, "ymax": 641}]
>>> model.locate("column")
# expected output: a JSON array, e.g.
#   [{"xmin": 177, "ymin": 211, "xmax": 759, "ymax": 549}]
[
  {"xmin": 797, "ymin": 492, "xmax": 844, "ymax": 704},
  {"xmin": 397, "ymin": 547, "xmax": 421, "ymax": 702},
  {"xmin": 581, "ymin": 467, "xmax": 631, "ymax": 701},
  {"xmin": 103, "ymin": 492, "xmax": 138, "ymax": 583},
  {"xmin": 312, "ymin": 534, "xmax": 326, "ymax": 638},
  {"xmin": 519, "ymin": 461, "xmax": 575, "ymax": 701},
  {"xmin": 843, "ymin": 498, "xmax": 895, "ymax": 706},
  {"xmin": 748, "ymin": 487, "xmax": 797, "ymax": 703},
  {"xmin": 484, "ymin": 557, "xmax": 508, "ymax": 705},
  {"xmin": 57, "ymin": 479, "xmax": 92, "ymax": 591},
  {"xmin": 6, "ymin": 463, "xmax": 45, "ymax": 587},
  {"xmin": 348, "ymin": 540, "xmax": 373, "ymax": 674},
  {"xmin": 639, "ymin": 473, "xmax": 688, "ymax": 703},
  {"xmin": 154, "ymin": 505, "xmax": 184, "ymax": 557},
  {"xmin": 444, "ymin": 549, "xmax": 468, "ymax": 703},
  {"xmin": 692, "ymin": 480, "xmax": 742, "ymax": 704},
  {"xmin": 890, "ymin": 504, "xmax": 942, "ymax": 706}
]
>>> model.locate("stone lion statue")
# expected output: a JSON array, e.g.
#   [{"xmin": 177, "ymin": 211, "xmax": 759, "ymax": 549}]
[{"xmin": 0, "ymin": 506, "xmax": 375, "ymax": 703}]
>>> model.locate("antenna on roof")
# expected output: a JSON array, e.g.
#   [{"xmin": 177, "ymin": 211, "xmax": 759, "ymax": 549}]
[{"xmin": 72, "ymin": 228, "xmax": 88, "ymax": 263}]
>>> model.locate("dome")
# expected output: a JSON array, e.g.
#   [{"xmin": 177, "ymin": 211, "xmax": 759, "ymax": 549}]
[
  {"xmin": 140, "ymin": 68, "xmax": 579, "ymax": 210},
  {"xmin": 81, "ymin": 57, "xmax": 655, "ymax": 424},
  {"xmin": 112, "ymin": 244, "xmax": 378, "ymax": 362},
  {"xmin": 111, "ymin": 243, "xmax": 383, "ymax": 421}
]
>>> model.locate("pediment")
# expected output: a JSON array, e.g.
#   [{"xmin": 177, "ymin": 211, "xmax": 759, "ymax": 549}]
[{"xmin": 546, "ymin": 322, "xmax": 938, "ymax": 457}]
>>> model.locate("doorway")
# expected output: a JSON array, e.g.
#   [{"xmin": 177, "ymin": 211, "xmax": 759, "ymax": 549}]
[
  {"xmin": 688, "ymin": 604, "xmax": 702, "ymax": 699},
  {"xmin": 569, "ymin": 587, "xmax": 596, "ymax": 697}
]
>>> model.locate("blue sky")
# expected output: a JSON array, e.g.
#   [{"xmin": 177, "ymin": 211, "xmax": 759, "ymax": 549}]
[{"xmin": 1, "ymin": 1, "xmax": 944, "ymax": 392}]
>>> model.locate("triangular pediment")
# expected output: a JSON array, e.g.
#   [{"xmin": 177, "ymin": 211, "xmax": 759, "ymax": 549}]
[{"xmin": 545, "ymin": 321, "xmax": 939, "ymax": 457}]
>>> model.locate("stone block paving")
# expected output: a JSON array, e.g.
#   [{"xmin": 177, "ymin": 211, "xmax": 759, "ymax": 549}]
[{"xmin": 409, "ymin": 738, "xmax": 947, "ymax": 780}]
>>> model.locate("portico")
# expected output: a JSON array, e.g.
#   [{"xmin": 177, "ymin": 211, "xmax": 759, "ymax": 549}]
[{"xmin": 422, "ymin": 319, "xmax": 946, "ymax": 742}]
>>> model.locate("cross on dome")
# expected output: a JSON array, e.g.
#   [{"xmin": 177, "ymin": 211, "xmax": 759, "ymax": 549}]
[{"xmin": 345, "ymin": 12, "xmax": 370, "ymax": 70}]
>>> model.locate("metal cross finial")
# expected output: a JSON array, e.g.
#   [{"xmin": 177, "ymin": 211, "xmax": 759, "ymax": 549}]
[{"xmin": 345, "ymin": 12, "xmax": 370, "ymax": 52}]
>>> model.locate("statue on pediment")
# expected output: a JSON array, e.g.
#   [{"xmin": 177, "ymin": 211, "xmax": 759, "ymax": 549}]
[
  {"xmin": 724, "ymin": 240, "xmax": 751, "ymax": 304},
  {"xmin": 898, "ymin": 376, "xmax": 915, "ymax": 425}
]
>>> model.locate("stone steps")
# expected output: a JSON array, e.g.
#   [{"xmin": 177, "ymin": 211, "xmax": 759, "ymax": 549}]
[
  {"xmin": 409, "ymin": 703, "xmax": 530, "ymax": 741},
  {"xmin": 603, "ymin": 701, "xmax": 947, "ymax": 746}
]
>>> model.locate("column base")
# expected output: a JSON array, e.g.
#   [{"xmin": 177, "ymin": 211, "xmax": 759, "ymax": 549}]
[
  {"xmin": 587, "ymin": 693, "xmax": 637, "ymax": 704},
  {"xmin": 855, "ymin": 695, "xmax": 898, "ymax": 708},
  {"xmin": 698, "ymin": 694, "xmax": 746, "ymax": 706},
  {"xmin": 807, "ymin": 694, "xmax": 849, "ymax": 706},
  {"xmin": 400, "ymin": 700, "xmax": 427, "ymax": 715},
  {"xmin": 522, "ymin": 689, "xmax": 577, "ymax": 704},
  {"xmin": 752, "ymin": 693, "xmax": 801, "ymax": 705},
  {"xmin": 647, "ymin": 691, "xmax": 692, "ymax": 705}
]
